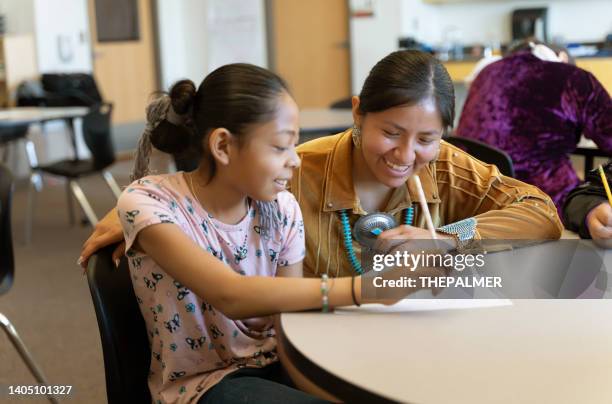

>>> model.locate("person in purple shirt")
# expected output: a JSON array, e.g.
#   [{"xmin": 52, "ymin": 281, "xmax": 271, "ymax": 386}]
[{"xmin": 457, "ymin": 40, "xmax": 612, "ymax": 215}]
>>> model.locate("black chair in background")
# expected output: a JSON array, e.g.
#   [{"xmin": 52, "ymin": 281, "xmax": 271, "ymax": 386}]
[
  {"xmin": 27, "ymin": 103, "xmax": 121, "ymax": 237},
  {"xmin": 0, "ymin": 124, "xmax": 30, "ymax": 163},
  {"xmin": 0, "ymin": 163, "xmax": 58, "ymax": 404},
  {"xmin": 444, "ymin": 136, "xmax": 515, "ymax": 177},
  {"xmin": 329, "ymin": 97, "xmax": 352, "ymax": 109},
  {"xmin": 87, "ymin": 245, "xmax": 151, "ymax": 404}
]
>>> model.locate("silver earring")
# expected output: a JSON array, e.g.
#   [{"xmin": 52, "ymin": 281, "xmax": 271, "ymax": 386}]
[{"xmin": 352, "ymin": 125, "xmax": 362, "ymax": 148}]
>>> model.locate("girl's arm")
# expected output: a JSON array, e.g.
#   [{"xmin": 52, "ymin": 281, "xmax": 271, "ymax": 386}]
[
  {"xmin": 277, "ymin": 262, "xmax": 303, "ymax": 278},
  {"xmin": 137, "ymin": 222, "xmax": 353, "ymax": 319}
]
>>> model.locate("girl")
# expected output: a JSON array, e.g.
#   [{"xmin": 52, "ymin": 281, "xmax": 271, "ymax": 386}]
[{"xmin": 115, "ymin": 64, "xmax": 438, "ymax": 403}]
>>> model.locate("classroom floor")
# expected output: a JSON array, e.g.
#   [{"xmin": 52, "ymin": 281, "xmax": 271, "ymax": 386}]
[{"xmin": 0, "ymin": 160, "xmax": 134, "ymax": 404}]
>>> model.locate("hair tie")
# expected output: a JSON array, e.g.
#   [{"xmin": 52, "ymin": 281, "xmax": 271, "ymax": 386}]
[
  {"xmin": 131, "ymin": 95, "xmax": 173, "ymax": 180},
  {"xmin": 166, "ymin": 103, "xmax": 191, "ymax": 127}
]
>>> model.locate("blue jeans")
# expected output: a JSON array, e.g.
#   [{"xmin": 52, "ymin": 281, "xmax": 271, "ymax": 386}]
[{"xmin": 198, "ymin": 362, "xmax": 330, "ymax": 404}]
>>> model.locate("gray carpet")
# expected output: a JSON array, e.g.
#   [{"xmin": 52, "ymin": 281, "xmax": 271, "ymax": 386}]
[{"xmin": 1, "ymin": 160, "xmax": 134, "ymax": 404}]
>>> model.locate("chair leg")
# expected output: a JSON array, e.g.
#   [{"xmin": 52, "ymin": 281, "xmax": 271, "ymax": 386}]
[
  {"xmin": 24, "ymin": 139, "xmax": 43, "ymax": 244},
  {"xmin": 65, "ymin": 180, "xmax": 75, "ymax": 226},
  {"xmin": 69, "ymin": 180, "xmax": 98, "ymax": 226},
  {"xmin": 0, "ymin": 312, "xmax": 59, "ymax": 404},
  {"xmin": 25, "ymin": 139, "xmax": 42, "ymax": 192},
  {"xmin": 1, "ymin": 143, "xmax": 9, "ymax": 163},
  {"xmin": 24, "ymin": 172, "xmax": 42, "ymax": 245},
  {"xmin": 102, "ymin": 170, "xmax": 122, "ymax": 199}
]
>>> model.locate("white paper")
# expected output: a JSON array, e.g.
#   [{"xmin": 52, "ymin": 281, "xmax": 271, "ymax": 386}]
[{"xmin": 335, "ymin": 299, "xmax": 512, "ymax": 314}]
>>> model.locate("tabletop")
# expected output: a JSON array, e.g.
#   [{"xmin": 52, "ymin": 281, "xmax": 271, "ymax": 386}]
[
  {"xmin": 280, "ymin": 299, "xmax": 612, "ymax": 404},
  {"xmin": 0, "ymin": 107, "xmax": 89, "ymax": 126}
]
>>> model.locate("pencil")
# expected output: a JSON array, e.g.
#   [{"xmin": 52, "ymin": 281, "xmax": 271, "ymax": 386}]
[
  {"xmin": 413, "ymin": 175, "xmax": 437, "ymax": 239},
  {"xmin": 598, "ymin": 165, "xmax": 612, "ymax": 206}
]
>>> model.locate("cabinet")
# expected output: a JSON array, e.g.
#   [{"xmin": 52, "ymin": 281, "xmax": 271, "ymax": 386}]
[{"xmin": 0, "ymin": 35, "xmax": 38, "ymax": 107}]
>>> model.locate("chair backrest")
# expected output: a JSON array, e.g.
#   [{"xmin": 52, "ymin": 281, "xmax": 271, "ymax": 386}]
[
  {"xmin": 329, "ymin": 97, "xmax": 352, "ymax": 109},
  {"xmin": 444, "ymin": 136, "xmax": 515, "ymax": 177},
  {"xmin": 0, "ymin": 125, "xmax": 30, "ymax": 146},
  {"xmin": 41, "ymin": 73, "xmax": 103, "ymax": 107},
  {"xmin": 0, "ymin": 163, "xmax": 14, "ymax": 296},
  {"xmin": 87, "ymin": 246, "xmax": 151, "ymax": 404},
  {"xmin": 83, "ymin": 103, "xmax": 115, "ymax": 170}
]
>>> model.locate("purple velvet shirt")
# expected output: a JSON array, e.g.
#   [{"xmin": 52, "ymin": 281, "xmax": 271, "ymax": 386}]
[{"xmin": 457, "ymin": 52, "xmax": 612, "ymax": 214}]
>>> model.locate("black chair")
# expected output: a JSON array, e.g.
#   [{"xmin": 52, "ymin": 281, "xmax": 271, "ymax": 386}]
[
  {"xmin": 27, "ymin": 102, "xmax": 121, "ymax": 234},
  {"xmin": 444, "ymin": 136, "xmax": 515, "ymax": 177},
  {"xmin": 329, "ymin": 97, "xmax": 352, "ymax": 109},
  {"xmin": 87, "ymin": 246, "xmax": 151, "ymax": 404},
  {"xmin": 0, "ymin": 124, "xmax": 30, "ymax": 163},
  {"xmin": 0, "ymin": 163, "xmax": 58, "ymax": 404},
  {"xmin": 40, "ymin": 73, "xmax": 104, "ymax": 107}
]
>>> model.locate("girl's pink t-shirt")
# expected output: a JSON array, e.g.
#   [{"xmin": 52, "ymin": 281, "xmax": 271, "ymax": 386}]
[{"xmin": 117, "ymin": 172, "xmax": 305, "ymax": 404}]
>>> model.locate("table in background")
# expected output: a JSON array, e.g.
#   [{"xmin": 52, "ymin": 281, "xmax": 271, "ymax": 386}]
[
  {"xmin": 575, "ymin": 137, "xmax": 610, "ymax": 173},
  {"xmin": 298, "ymin": 108, "xmax": 352, "ymax": 142},
  {"xmin": 0, "ymin": 107, "xmax": 89, "ymax": 159},
  {"xmin": 279, "ymin": 299, "xmax": 612, "ymax": 403}
]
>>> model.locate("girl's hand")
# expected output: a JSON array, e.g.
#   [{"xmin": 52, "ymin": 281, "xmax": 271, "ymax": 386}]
[
  {"xmin": 79, "ymin": 208, "xmax": 125, "ymax": 269},
  {"xmin": 359, "ymin": 264, "xmax": 449, "ymax": 306},
  {"xmin": 586, "ymin": 202, "xmax": 612, "ymax": 248}
]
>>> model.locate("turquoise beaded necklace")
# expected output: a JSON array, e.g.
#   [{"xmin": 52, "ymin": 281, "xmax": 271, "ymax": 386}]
[{"xmin": 339, "ymin": 205, "xmax": 414, "ymax": 275}]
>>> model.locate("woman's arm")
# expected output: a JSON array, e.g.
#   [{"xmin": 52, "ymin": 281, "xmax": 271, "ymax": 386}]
[
  {"xmin": 568, "ymin": 69, "xmax": 612, "ymax": 153},
  {"xmin": 79, "ymin": 208, "xmax": 125, "ymax": 268},
  {"xmin": 438, "ymin": 144, "xmax": 563, "ymax": 240}
]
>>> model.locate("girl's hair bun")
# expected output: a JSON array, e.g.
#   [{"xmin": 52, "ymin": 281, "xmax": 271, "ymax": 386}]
[
  {"xmin": 169, "ymin": 79, "xmax": 196, "ymax": 114},
  {"xmin": 150, "ymin": 79, "xmax": 197, "ymax": 155}
]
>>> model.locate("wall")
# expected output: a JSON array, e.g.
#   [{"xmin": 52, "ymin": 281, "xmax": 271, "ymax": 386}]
[
  {"xmin": 33, "ymin": 0, "xmax": 92, "ymax": 73},
  {"xmin": 349, "ymin": 0, "xmax": 402, "ymax": 95},
  {"xmin": 350, "ymin": 0, "xmax": 612, "ymax": 94},
  {"xmin": 156, "ymin": 0, "xmax": 208, "ymax": 90},
  {"xmin": 156, "ymin": 0, "xmax": 267, "ymax": 91},
  {"xmin": 0, "ymin": 0, "xmax": 35, "ymax": 34},
  {"xmin": 401, "ymin": 0, "xmax": 612, "ymax": 46}
]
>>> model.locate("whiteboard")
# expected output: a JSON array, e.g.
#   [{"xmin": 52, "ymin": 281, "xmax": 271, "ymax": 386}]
[{"xmin": 206, "ymin": 0, "xmax": 268, "ymax": 71}]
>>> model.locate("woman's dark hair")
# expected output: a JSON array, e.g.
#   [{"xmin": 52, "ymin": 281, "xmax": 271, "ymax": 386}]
[
  {"xmin": 358, "ymin": 50, "xmax": 455, "ymax": 133},
  {"xmin": 506, "ymin": 38, "xmax": 575, "ymax": 64},
  {"xmin": 150, "ymin": 63, "xmax": 290, "ymax": 179},
  {"xmin": 506, "ymin": 38, "xmax": 545, "ymax": 54}
]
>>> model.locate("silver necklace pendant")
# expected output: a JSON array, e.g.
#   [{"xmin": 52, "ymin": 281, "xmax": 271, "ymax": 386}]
[{"xmin": 353, "ymin": 212, "xmax": 397, "ymax": 250}]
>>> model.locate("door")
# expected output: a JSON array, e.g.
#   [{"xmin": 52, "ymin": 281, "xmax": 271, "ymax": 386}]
[
  {"xmin": 88, "ymin": 0, "xmax": 159, "ymax": 124},
  {"xmin": 270, "ymin": 0, "xmax": 351, "ymax": 108}
]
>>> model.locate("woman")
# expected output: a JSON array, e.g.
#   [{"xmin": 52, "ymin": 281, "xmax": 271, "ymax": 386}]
[
  {"xmin": 456, "ymin": 40, "xmax": 612, "ymax": 215},
  {"xmin": 293, "ymin": 50, "xmax": 562, "ymax": 277}
]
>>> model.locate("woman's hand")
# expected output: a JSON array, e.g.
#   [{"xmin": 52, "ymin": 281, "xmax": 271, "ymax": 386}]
[
  {"xmin": 360, "ymin": 225, "xmax": 456, "ymax": 303},
  {"xmin": 375, "ymin": 224, "xmax": 457, "ymax": 253},
  {"xmin": 586, "ymin": 202, "xmax": 612, "ymax": 248},
  {"xmin": 79, "ymin": 208, "xmax": 125, "ymax": 269}
]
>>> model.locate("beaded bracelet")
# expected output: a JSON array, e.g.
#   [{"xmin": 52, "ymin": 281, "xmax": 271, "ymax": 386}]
[{"xmin": 321, "ymin": 274, "xmax": 330, "ymax": 313}]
